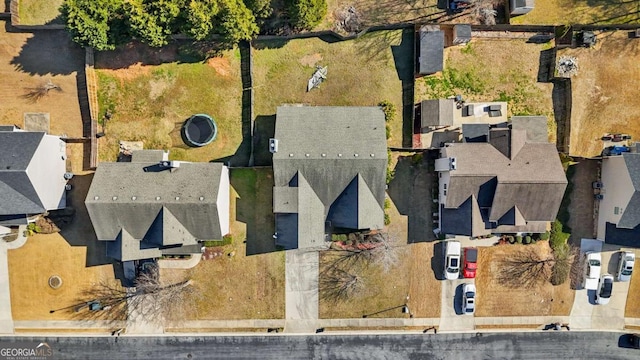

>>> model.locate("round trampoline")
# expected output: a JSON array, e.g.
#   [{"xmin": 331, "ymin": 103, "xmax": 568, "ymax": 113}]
[{"xmin": 182, "ymin": 114, "xmax": 217, "ymax": 147}]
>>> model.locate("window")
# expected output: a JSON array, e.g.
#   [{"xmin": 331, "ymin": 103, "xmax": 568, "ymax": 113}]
[
  {"xmin": 614, "ymin": 207, "xmax": 619, "ymax": 215},
  {"xmin": 444, "ymin": 184, "xmax": 447, "ymax": 190},
  {"xmin": 444, "ymin": 190, "xmax": 447, "ymax": 196}
]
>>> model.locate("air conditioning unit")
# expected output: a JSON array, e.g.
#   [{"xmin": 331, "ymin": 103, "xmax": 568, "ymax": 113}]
[
  {"xmin": 449, "ymin": 157, "xmax": 457, "ymax": 170},
  {"xmin": 269, "ymin": 138, "xmax": 279, "ymax": 153}
]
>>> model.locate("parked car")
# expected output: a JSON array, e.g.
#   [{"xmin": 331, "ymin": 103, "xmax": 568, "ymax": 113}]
[
  {"xmin": 617, "ymin": 251, "xmax": 636, "ymax": 282},
  {"xmin": 596, "ymin": 274, "xmax": 614, "ymax": 305},
  {"xmin": 619, "ymin": 334, "xmax": 640, "ymax": 349},
  {"xmin": 463, "ymin": 247, "xmax": 478, "ymax": 279},
  {"xmin": 462, "ymin": 283, "xmax": 476, "ymax": 315},
  {"xmin": 444, "ymin": 241, "xmax": 461, "ymax": 280},
  {"xmin": 586, "ymin": 252, "xmax": 602, "ymax": 280}
]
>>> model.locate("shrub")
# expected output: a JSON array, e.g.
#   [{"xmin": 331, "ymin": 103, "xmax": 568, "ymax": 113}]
[
  {"xmin": 384, "ymin": 198, "xmax": 391, "ymax": 210},
  {"xmin": 378, "ymin": 100, "xmax": 397, "ymax": 122},
  {"xmin": 550, "ymin": 259, "xmax": 570, "ymax": 285},
  {"xmin": 524, "ymin": 236, "xmax": 532, "ymax": 244},
  {"xmin": 384, "ymin": 213, "xmax": 391, "ymax": 226},
  {"xmin": 412, "ymin": 153, "xmax": 424, "ymax": 165},
  {"xmin": 515, "ymin": 235, "xmax": 523, "ymax": 244},
  {"xmin": 539, "ymin": 231, "xmax": 550, "ymax": 240},
  {"xmin": 331, "ymin": 234, "xmax": 348, "ymax": 242},
  {"xmin": 287, "ymin": 0, "xmax": 327, "ymax": 30},
  {"xmin": 507, "ymin": 235, "xmax": 515, "ymax": 244},
  {"xmin": 550, "ymin": 220, "xmax": 570, "ymax": 251},
  {"xmin": 345, "ymin": 239, "xmax": 353, "ymax": 246}
]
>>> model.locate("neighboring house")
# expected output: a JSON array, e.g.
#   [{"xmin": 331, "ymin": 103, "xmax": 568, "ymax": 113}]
[
  {"xmin": 271, "ymin": 106, "xmax": 388, "ymax": 250},
  {"xmin": 85, "ymin": 150, "xmax": 230, "ymax": 262},
  {"xmin": 435, "ymin": 117, "xmax": 567, "ymax": 237},
  {"xmin": 0, "ymin": 126, "xmax": 67, "ymax": 225},
  {"xmin": 597, "ymin": 148, "xmax": 640, "ymax": 246},
  {"xmin": 417, "ymin": 98, "xmax": 508, "ymax": 148}
]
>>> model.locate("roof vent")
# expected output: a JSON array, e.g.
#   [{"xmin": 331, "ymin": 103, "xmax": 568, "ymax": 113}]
[
  {"xmin": 94, "ymin": 196, "xmax": 99, "ymax": 200},
  {"xmin": 175, "ymin": 196, "xmax": 180, "ymax": 200},
  {"xmin": 199, "ymin": 196, "xmax": 205, "ymax": 201},
  {"xmin": 354, "ymin": 153, "xmax": 359, "ymax": 157},
  {"xmin": 322, "ymin": 153, "xmax": 326, "ymax": 157},
  {"xmin": 112, "ymin": 196, "xmax": 118, "ymax": 201},
  {"xmin": 131, "ymin": 196, "xmax": 137, "ymax": 200},
  {"xmin": 289, "ymin": 153, "xmax": 294, "ymax": 157},
  {"xmin": 305, "ymin": 153, "xmax": 310, "ymax": 157},
  {"xmin": 370, "ymin": 154, "xmax": 375, "ymax": 157},
  {"xmin": 156, "ymin": 196, "xmax": 161, "ymax": 200},
  {"xmin": 338, "ymin": 153, "xmax": 342, "ymax": 157}
]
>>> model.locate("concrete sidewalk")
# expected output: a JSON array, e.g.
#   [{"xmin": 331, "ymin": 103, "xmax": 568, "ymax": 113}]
[{"xmin": 0, "ymin": 242, "xmax": 14, "ymax": 334}]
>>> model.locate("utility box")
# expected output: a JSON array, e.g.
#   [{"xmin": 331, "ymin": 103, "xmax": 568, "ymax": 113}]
[
  {"xmin": 510, "ymin": 0, "xmax": 534, "ymax": 15},
  {"xmin": 453, "ymin": 25, "xmax": 472, "ymax": 45}
]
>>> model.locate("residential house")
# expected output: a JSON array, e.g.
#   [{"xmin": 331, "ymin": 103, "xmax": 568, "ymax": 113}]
[
  {"xmin": 596, "ymin": 146, "xmax": 640, "ymax": 246},
  {"xmin": 85, "ymin": 150, "xmax": 230, "ymax": 261},
  {"xmin": 271, "ymin": 106, "xmax": 388, "ymax": 250},
  {"xmin": 0, "ymin": 126, "xmax": 67, "ymax": 225},
  {"xmin": 435, "ymin": 116, "xmax": 567, "ymax": 237}
]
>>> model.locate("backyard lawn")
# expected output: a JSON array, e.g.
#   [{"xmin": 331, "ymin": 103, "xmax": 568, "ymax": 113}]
[
  {"xmin": 510, "ymin": 0, "xmax": 640, "ymax": 25},
  {"xmin": 163, "ymin": 168, "xmax": 285, "ymax": 320},
  {"xmin": 318, "ymin": 196, "xmax": 441, "ymax": 319},
  {"xmin": 475, "ymin": 241, "xmax": 575, "ymax": 317},
  {"xmin": 416, "ymin": 39, "xmax": 556, "ymax": 142},
  {"xmin": 18, "ymin": 0, "xmax": 64, "ymax": 25},
  {"xmin": 561, "ymin": 31, "xmax": 640, "ymax": 157},
  {"xmin": 252, "ymin": 30, "xmax": 412, "ymax": 147},
  {"xmin": 95, "ymin": 44, "xmax": 243, "ymax": 162}
]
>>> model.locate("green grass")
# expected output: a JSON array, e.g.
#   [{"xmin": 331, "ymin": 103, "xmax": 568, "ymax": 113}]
[
  {"xmin": 95, "ymin": 49, "xmax": 243, "ymax": 162},
  {"xmin": 18, "ymin": 0, "xmax": 64, "ymax": 25},
  {"xmin": 252, "ymin": 30, "xmax": 410, "ymax": 147}
]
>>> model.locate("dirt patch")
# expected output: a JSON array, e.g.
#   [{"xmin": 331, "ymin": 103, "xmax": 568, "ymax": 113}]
[
  {"xmin": 564, "ymin": 31, "xmax": 640, "ymax": 157},
  {"xmin": 625, "ymin": 249, "xmax": 640, "ymax": 318},
  {"xmin": 299, "ymin": 53, "xmax": 323, "ymax": 67},
  {"xmin": 149, "ymin": 77, "xmax": 175, "ymax": 100},
  {"xmin": 475, "ymin": 241, "xmax": 575, "ymax": 317},
  {"xmin": 206, "ymin": 57, "xmax": 232, "ymax": 77},
  {"xmin": 566, "ymin": 160, "xmax": 597, "ymax": 243}
]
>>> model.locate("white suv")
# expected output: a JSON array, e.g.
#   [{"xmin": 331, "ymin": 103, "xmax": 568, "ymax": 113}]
[
  {"xmin": 586, "ymin": 252, "xmax": 602, "ymax": 280},
  {"xmin": 618, "ymin": 251, "xmax": 635, "ymax": 282},
  {"xmin": 444, "ymin": 241, "xmax": 461, "ymax": 280}
]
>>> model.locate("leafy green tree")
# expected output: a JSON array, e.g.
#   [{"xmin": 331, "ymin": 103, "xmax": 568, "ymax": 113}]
[
  {"xmin": 61, "ymin": 0, "xmax": 126, "ymax": 51},
  {"xmin": 216, "ymin": 0, "xmax": 259, "ymax": 44},
  {"xmin": 185, "ymin": 0, "xmax": 220, "ymax": 40},
  {"xmin": 244, "ymin": 0, "xmax": 272, "ymax": 19},
  {"xmin": 126, "ymin": 0, "xmax": 183, "ymax": 47},
  {"xmin": 287, "ymin": 0, "xmax": 326, "ymax": 30}
]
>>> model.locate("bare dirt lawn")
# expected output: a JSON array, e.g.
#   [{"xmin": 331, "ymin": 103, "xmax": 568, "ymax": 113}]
[
  {"xmin": 562, "ymin": 31, "xmax": 640, "ymax": 157},
  {"xmin": 8, "ymin": 234, "xmax": 118, "ymax": 321},
  {"xmin": 511, "ymin": 0, "xmax": 640, "ymax": 25},
  {"xmin": 475, "ymin": 241, "xmax": 575, "ymax": 317},
  {"xmin": 416, "ymin": 39, "xmax": 556, "ymax": 141},
  {"xmin": 95, "ymin": 43, "xmax": 243, "ymax": 162},
  {"xmin": 624, "ymin": 249, "xmax": 640, "ymax": 318},
  {"xmin": 0, "ymin": 28, "xmax": 84, "ymax": 137}
]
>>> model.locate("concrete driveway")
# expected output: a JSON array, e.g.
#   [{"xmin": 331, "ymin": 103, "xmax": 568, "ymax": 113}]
[
  {"xmin": 439, "ymin": 278, "xmax": 475, "ymax": 331},
  {"xmin": 570, "ymin": 239, "xmax": 630, "ymax": 330},
  {"xmin": 284, "ymin": 250, "xmax": 318, "ymax": 333}
]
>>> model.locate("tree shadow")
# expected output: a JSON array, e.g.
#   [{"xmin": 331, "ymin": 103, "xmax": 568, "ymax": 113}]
[
  {"xmin": 53, "ymin": 173, "xmax": 114, "ymax": 267},
  {"xmin": 252, "ymin": 114, "xmax": 276, "ymax": 167},
  {"xmin": 390, "ymin": 28, "xmax": 416, "ymax": 148},
  {"xmin": 552, "ymin": 78, "xmax": 572, "ymax": 153},
  {"xmin": 10, "ymin": 30, "xmax": 84, "ymax": 75},
  {"xmin": 230, "ymin": 168, "xmax": 278, "ymax": 255},
  {"xmin": 252, "ymin": 38, "xmax": 290, "ymax": 50},
  {"xmin": 388, "ymin": 154, "xmax": 436, "ymax": 243}
]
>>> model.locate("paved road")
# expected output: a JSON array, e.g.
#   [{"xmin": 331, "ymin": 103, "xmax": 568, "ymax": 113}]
[{"xmin": 2, "ymin": 332, "xmax": 639, "ymax": 359}]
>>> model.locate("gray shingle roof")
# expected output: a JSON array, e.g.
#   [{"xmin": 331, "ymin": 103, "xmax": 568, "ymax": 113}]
[
  {"xmin": 511, "ymin": 116, "xmax": 549, "ymax": 143},
  {"xmin": 421, "ymin": 99, "xmax": 454, "ymax": 128},
  {"xmin": 0, "ymin": 131, "xmax": 47, "ymax": 216},
  {"xmin": 418, "ymin": 29, "xmax": 444, "ymax": 75},
  {"xmin": 272, "ymin": 106, "xmax": 387, "ymax": 250},
  {"xmin": 441, "ymin": 126, "xmax": 567, "ymax": 234},
  {"xmin": 86, "ymin": 161, "xmax": 226, "ymax": 261}
]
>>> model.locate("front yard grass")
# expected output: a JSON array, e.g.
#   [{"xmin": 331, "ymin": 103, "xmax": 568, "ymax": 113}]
[
  {"xmin": 18, "ymin": 0, "xmax": 64, "ymax": 25},
  {"xmin": 95, "ymin": 44, "xmax": 243, "ymax": 162},
  {"xmin": 416, "ymin": 40, "xmax": 555, "ymax": 142},
  {"xmin": 475, "ymin": 241, "xmax": 575, "ymax": 317},
  {"xmin": 319, "ymin": 196, "xmax": 441, "ymax": 319},
  {"xmin": 252, "ymin": 30, "xmax": 412, "ymax": 147},
  {"xmin": 8, "ymin": 234, "xmax": 119, "ymax": 321}
]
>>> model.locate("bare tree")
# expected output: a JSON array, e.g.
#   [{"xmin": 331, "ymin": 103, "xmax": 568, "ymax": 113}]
[
  {"xmin": 471, "ymin": 0, "xmax": 498, "ymax": 25},
  {"xmin": 22, "ymin": 80, "xmax": 62, "ymax": 102},
  {"xmin": 73, "ymin": 265, "xmax": 197, "ymax": 324},
  {"xmin": 319, "ymin": 267, "xmax": 363, "ymax": 302},
  {"xmin": 497, "ymin": 246, "xmax": 555, "ymax": 288},
  {"xmin": 325, "ymin": 231, "xmax": 403, "ymax": 273}
]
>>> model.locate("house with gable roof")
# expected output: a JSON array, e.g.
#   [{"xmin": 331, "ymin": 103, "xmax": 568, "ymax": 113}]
[
  {"xmin": 85, "ymin": 150, "xmax": 229, "ymax": 261},
  {"xmin": 271, "ymin": 106, "xmax": 388, "ymax": 250}
]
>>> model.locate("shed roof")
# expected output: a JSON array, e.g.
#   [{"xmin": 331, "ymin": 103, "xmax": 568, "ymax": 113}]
[{"xmin": 418, "ymin": 29, "xmax": 444, "ymax": 75}]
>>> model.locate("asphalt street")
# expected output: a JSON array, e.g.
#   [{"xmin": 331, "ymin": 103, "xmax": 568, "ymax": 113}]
[{"xmin": 2, "ymin": 332, "xmax": 639, "ymax": 360}]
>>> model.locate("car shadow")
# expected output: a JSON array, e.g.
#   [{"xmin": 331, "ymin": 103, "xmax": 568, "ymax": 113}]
[
  {"xmin": 454, "ymin": 283, "xmax": 465, "ymax": 315},
  {"xmin": 431, "ymin": 241, "xmax": 444, "ymax": 280},
  {"xmin": 607, "ymin": 251, "xmax": 621, "ymax": 278}
]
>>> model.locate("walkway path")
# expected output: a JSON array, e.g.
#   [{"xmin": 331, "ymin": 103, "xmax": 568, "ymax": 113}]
[
  {"xmin": 0, "ymin": 225, "xmax": 26, "ymax": 334},
  {"xmin": 284, "ymin": 250, "xmax": 319, "ymax": 333}
]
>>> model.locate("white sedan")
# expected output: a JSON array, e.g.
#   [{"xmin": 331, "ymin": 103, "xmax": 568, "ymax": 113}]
[{"xmin": 462, "ymin": 283, "xmax": 476, "ymax": 315}]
